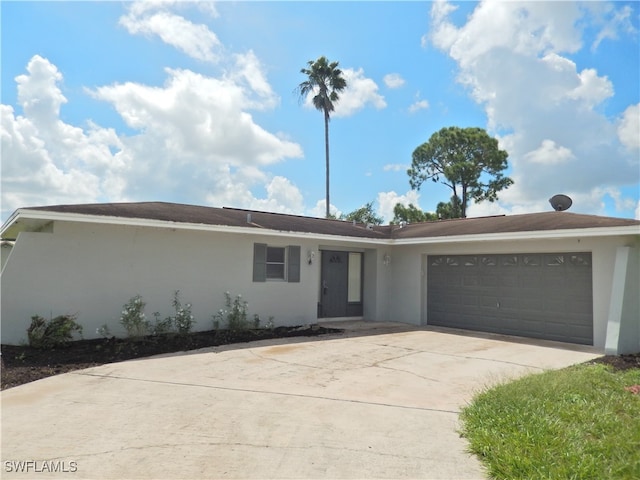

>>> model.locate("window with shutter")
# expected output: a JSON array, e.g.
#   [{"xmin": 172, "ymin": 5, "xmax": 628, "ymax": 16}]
[{"xmin": 253, "ymin": 244, "xmax": 300, "ymax": 283}]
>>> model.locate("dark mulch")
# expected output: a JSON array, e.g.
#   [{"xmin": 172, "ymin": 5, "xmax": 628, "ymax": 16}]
[
  {"xmin": 590, "ymin": 352, "xmax": 640, "ymax": 371},
  {"xmin": 1, "ymin": 326, "xmax": 342, "ymax": 390}
]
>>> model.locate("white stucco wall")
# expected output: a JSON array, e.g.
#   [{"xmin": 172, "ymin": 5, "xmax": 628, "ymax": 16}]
[
  {"xmin": 362, "ymin": 248, "xmax": 392, "ymax": 322},
  {"xmin": 1, "ymin": 221, "xmax": 383, "ymax": 344},
  {"xmin": 605, "ymin": 243, "xmax": 640, "ymax": 355},
  {"xmin": 0, "ymin": 242, "xmax": 13, "ymax": 271},
  {"xmin": 2, "ymin": 217, "xmax": 636, "ymax": 352},
  {"xmin": 385, "ymin": 235, "xmax": 639, "ymax": 349}
]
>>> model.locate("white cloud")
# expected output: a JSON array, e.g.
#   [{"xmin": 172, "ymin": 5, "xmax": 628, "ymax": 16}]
[
  {"xmin": 91, "ymin": 66, "xmax": 301, "ymax": 167},
  {"xmin": 376, "ymin": 190, "xmax": 421, "ymax": 223},
  {"xmin": 15, "ymin": 54, "xmax": 66, "ymax": 121},
  {"xmin": 334, "ymin": 68, "xmax": 386, "ymax": 117},
  {"xmin": 524, "ymin": 139, "xmax": 575, "ymax": 165},
  {"xmin": 1, "ymin": 56, "xmax": 126, "ymax": 217},
  {"xmin": 428, "ymin": 1, "xmax": 639, "ymax": 217},
  {"xmin": 205, "ymin": 175, "xmax": 305, "ymax": 214},
  {"xmin": 430, "ymin": 1, "xmax": 583, "ymax": 66},
  {"xmin": 1, "ymin": 51, "xmax": 304, "ymax": 219},
  {"xmin": 253, "ymin": 176, "xmax": 305, "ymax": 214},
  {"xmin": 230, "ymin": 50, "xmax": 278, "ymax": 108},
  {"xmin": 303, "ymin": 67, "xmax": 386, "ymax": 118},
  {"xmin": 309, "ymin": 199, "xmax": 341, "ymax": 219},
  {"xmin": 383, "ymin": 163, "xmax": 408, "ymax": 172},
  {"xmin": 383, "ymin": 73, "xmax": 405, "ymax": 89},
  {"xmin": 567, "ymin": 68, "xmax": 613, "ymax": 108},
  {"xmin": 119, "ymin": 1, "xmax": 222, "ymax": 62},
  {"xmin": 589, "ymin": 3, "xmax": 637, "ymax": 50},
  {"xmin": 618, "ymin": 103, "xmax": 640, "ymax": 151},
  {"xmin": 409, "ymin": 100, "xmax": 429, "ymax": 113}
]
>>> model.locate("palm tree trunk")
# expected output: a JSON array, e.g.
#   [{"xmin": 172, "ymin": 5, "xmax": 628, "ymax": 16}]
[
  {"xmin": 461, "ymin": 184, "xmax": 467, "ymax": 218},
  {"xmin": 324, "ymin": 109, "xmax": 330, "ymax": 218}
]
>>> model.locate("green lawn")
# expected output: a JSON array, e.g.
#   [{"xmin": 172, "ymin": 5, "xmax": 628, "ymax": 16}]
[{"xmin": 460, "ymin": 362, "xmax": 640, "ymax": 480}]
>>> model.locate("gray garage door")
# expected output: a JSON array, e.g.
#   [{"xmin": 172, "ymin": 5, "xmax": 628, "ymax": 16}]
[{"xmin": 427, "ymin": 252, "xmax": 593, "ymax": 345}]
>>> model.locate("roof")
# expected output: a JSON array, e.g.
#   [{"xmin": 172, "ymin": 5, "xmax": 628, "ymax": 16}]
[{"xmin": 2, "ymin": 201, "xmax": 639, "ymax": 243}]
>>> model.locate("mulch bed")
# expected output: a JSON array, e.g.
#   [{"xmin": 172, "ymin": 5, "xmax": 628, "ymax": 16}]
[
  {"xmin": 590, "ymin": 352, "xmax": 640, "ymax": 371},
  {"xmin": 1, "ymin": 326, "xmax": 342, "ymax": 390}
]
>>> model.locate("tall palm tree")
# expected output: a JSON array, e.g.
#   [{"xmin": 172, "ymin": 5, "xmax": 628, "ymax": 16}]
[{"xmin": 296, "ymin": 56, "xmax": 347, "ymax": 218}]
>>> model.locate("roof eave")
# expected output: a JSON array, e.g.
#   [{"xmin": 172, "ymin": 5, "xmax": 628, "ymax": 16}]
[
  {"xmin": 392, "ymin": 225, "xmax": 640, "ymax": 245},
  {"xmin": 0, "ymin": 209, "xmax": 390, "ymax": 245},
  {"xmin": 3, "ymin": 208, "xmax": 638, "ymax": 245}
]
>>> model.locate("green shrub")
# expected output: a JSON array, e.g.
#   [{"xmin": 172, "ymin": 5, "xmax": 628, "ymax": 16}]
[
  {"xmin": 151, "ymin": 312, "xmax": 173, "ymax": 336},
  {"xmin": 253, "ymin": 314, "xmax": 275, "ymax": 330},
  {"xmin": 120, "ymin": 295, "xmax": 150, "ymax": 337},
  {"xmin": 168, "ymin": 290, "xmax": 195, "ymax": 335},
  {"xmin": 214, "ymin": 292, "xmax": 249, "ymax": 331},
  {"xmin": 213, "ymin": 292, "xmax": 274, "ymax": 331},
  {"xmin": 27, "ymin": 314, "xmax": 83, "ymax": 348},
  {"xmin": 96, "ymin": 323, "xmax": 111, "ymax": 338}
]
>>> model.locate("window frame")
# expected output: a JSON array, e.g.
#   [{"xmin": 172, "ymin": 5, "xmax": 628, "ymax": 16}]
[
  {"xmin": 266, "ymin": 246, "xmax": 287, "ymax": 281},
  {"xmin": 253, "ymin": 244, "xmax": 300, "ymax": 283}
]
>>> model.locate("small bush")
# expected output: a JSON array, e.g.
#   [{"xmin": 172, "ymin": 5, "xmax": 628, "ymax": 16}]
[
  {"xmin": 168, "ymin": 290, "xmax": 195, "ymax": 335},
  {"xmin": 27, "ymin": 314, "xmax": 83, "ymax": 349},
  {"xmin": 151, "ymin": 312, "xmax": 173, "ymax": 336},
  {"xmin": 120, "ymin": 295, "xmax": 149, "ymax": 337},
  {"xmin": 96, "ymin": 324, "xmax": 111, "ymax": 338},
  {"xmin": 253, "ymin": 314, "xmax": 275, "ymax": 330},
  {"xmin": 214, "ymin": 292, "xmax": 249, "ymax": 331},
  {"xmin": 213, "ymin": 292, "xmax": 274, "ymax": 332}
]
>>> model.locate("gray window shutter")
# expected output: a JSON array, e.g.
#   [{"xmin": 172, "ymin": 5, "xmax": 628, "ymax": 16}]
[
  {"xmin": 287, "ymin": 246, "xmax": 300, "ymax": 283},
  {"xmin": 253, "ymin": 243, "xmax": 267, "ymax": 282}
]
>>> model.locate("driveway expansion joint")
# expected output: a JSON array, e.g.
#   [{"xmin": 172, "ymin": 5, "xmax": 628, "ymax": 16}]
[
  {"xmin": 73, "ymin": 371, "xmax": 462, "ymax": 414},
  {"xmin": 358, "ymin": 339, "xmax": 548, "ymax": 371}
]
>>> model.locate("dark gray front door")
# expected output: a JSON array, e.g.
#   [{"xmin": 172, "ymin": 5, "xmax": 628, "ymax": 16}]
[
  {"xmin": 321, "ymin": 250, "xmax": 349, "ymax": 317},
  {"xmin": 427, "ymin": 252, "xmax": 593, "ymax": 345}
]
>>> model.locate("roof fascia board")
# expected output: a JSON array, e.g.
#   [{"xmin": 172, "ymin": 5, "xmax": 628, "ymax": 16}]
[
  {"xmin": 4, "ymin": 209, "xmax": 639, "ymax": 246},
  {"xmin": 392, "ymin": 226, "xmax": 640, "ymax": 245},
  {"xmin": 3, "ymin": 209, "xmax": 390, "ymax": 245},
  {"xmin": 0, "ymin": 210, "xmax": 22, "ymax": 237}
]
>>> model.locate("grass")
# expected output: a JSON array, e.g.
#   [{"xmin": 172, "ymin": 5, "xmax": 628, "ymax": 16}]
[{"xmin": 459, "ymin": 363, "xmax": 640, "ymax": 480}]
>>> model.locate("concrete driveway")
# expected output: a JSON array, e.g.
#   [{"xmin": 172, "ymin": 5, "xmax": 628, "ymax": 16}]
[{"xmin": 2, "ymin": 322, "xmax": 601, "ymax": 479}]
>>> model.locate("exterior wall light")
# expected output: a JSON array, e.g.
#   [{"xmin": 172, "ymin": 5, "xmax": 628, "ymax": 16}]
[
  {"xmin": 383, "ymin": 253, "xmax": 391, "ymax": 266},
  {"xmin": 307, "ymin": 250, "xmax": 316, "ymax": 265}
]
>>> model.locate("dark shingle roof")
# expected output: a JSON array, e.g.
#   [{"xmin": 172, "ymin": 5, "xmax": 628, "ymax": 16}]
[
  {"xmin": 15, "ymin": 201, "xmax": 640, "ymax": 240},
  {"xmin": 391, "ymin": 211, "xmax": 640, "ymax": 239},
  {"xmin": 25, "ymin": 202, "xmax": 391, "ymax": 239}
]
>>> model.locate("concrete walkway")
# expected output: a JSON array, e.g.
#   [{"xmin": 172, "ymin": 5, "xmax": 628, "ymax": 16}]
[{"xmin": 1, "ymin": 322, "xmax": 601, "ymax": 479}]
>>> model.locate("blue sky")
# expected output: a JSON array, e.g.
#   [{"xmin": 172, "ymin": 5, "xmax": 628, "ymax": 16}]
[{"xmin": 2, "ymin": 1, "xmax": 639, "ymax": 223}]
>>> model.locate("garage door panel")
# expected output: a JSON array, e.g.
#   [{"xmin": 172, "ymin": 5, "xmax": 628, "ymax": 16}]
[
  {"xmin": 445, "ymin": 276, "xmax": 462, "ymax": 287},
  {"xmin": 565, "ymin": 295, "xmax": 592, "ymax": 314},
  {"xmin": 462, "ymin": 275, "xmax": 481, "ymax": 287},
  {"xmin": 496, "ymin": 296, "xmax": 519, "ymax": 309},
  {"xmin": 479, "ymin": 276, "xmax": 499, "ymax": 288},
  {"xmin": 479, "ymin": 296, "xmax": 500, "ymax": 308},
  {"xmin": 498, "ymin": 273, "xmax": 520, "ymax": 287},
  {"xmin": 427, "ymin": 252, "xmax": 593, "ymax": 345},
  {"xmin": 459, "ymin": 295, "xmax": 479, "ymax": 306}
]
